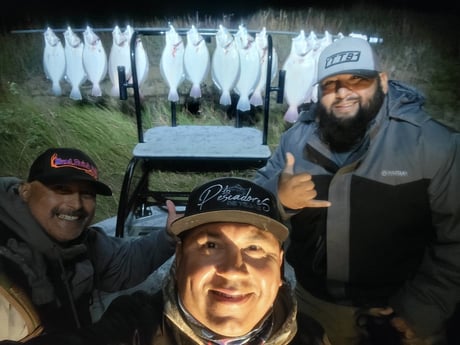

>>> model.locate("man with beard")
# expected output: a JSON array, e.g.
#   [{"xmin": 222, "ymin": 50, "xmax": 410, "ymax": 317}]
[
  {"xmin": 0, "ymin": 148, "xmax": 176, "ymax": 342},
  {"xmin": 254, "ymin": 37, "xmax": 460, "ymax": 345}
]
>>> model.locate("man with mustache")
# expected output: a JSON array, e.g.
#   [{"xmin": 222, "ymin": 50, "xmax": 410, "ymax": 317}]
[
  {"xmin": 20, "ymin": 177, "xmax": 330, "ymax": 345},
  {"xmin": 254, "ymin": 37, "xmax": 460, "ymax": 344},
  {"xmin": 0, "ymin": 148, "xmax": 176, "ymax": 342}
]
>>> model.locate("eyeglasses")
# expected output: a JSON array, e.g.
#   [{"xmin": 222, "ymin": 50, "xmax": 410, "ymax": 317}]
[{"xmin": 320, "ymin": 75, "xmax": 377, "ymax": 95}]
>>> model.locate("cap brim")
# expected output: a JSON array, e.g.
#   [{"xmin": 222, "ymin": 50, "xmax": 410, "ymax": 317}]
[
  {"xmin": 36, "ymin": 175, "xmax": 112, "ymax": 196},
  {"xmin": 170, "ymin": 210, "xmax": 289, "ymax": 243},
  {"xmin": 317, "ymin": 69, "xmax": 379, "ymax": 85}
]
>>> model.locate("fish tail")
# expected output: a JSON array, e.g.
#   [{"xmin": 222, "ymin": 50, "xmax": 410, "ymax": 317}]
[
  {"xmin": 189, "ymin": 85, "xmax": 202, "ymax": 99},
  {"xmin": 52, "ymin": 82, "xmax": 62, "ymax": 96},
  {"xmin": 92, "ymin": 84, "xmax": 102, "ymax": 97},
  {"xmin": 283, "ymin": 106, "xmax": 299, "ymax": 123},
  {"xmin": 219, "ymin": 91, "xmax": 232, "ymax": 106},
  {"xmin": 69, "ymin": 87, "xmax": 82, "ymax": 101},
  {"xmin": 111, "ymin": 85, "xmax": 120, "ymax": 97},
  {"xmin": 249, "ymin": 92, "xmax": 263, "ymax": 107},
  {"xmin": 237, "ymin": 96, "xmax": 251, "ymax": 112},
  {"xmin": 168, "ymin": 89, "xmax": 179, "ymax": 102}
]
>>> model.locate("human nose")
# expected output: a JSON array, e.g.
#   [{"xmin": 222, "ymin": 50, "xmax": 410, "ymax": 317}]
[
  {"xmin": 335, "ymin": 82, "xmax": 354, "ymax": 97},
  {"xmin": 217, "ymin": 248, "xmax": 248, "ymax": 276},
  {"xmin": 63, "ymin": 191, "xmax": 84, "ymax": 209}
]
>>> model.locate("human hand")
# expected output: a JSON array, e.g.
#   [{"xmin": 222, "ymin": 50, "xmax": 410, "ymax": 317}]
[
  {"xmin": 367, "ymin": 307, "xmax": 430, "ymax": 345},
  {"xmin": 165, "ymin": 199, "xmax": 183, "ymax": 237},
  {"xmin": 278, "ymin": 152, "xmax": 331, "ymax": 210},
  {"xmin": 0, "ymin": 238, "xmax": 54, "ymax": 304}
]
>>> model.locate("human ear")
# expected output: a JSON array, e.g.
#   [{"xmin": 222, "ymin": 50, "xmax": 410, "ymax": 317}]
[
  {"xmin": 18, "ymin": 183, "xmax": 31, "ymax": 201},
  {"xmin": 379, "ymin": 72, "xmax": 389, "ymax": 94}
]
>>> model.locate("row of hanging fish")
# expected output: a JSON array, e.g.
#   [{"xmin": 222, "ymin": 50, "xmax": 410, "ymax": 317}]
[
  {"xmin": 159, "ymin": 24, "xmax": 277, "ymax": 113},
  {"xmin": 43, "ymin": 24, "xmax": 348, "ymax": 123},
  {"xmin": 43, "ymin": 25, "xmax": 148, "ymax": 100},
  {"xmin": 159, "ymin": 24, "xmax": 340, "ymax": 121}
]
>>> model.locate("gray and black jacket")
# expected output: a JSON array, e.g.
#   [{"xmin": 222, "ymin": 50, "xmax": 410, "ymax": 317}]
[
  {"xmin": 254, "ymin": 80, "xmax": 460, "ymax": 337},
  {"xmin": 0, "ymin": 177, "xmax": 176, "ymax": 334}
]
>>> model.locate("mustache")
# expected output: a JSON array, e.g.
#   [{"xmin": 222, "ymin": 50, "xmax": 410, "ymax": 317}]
[{"xmin": 52, "ymin": 207, "xmax": 89, "ymax": 219}]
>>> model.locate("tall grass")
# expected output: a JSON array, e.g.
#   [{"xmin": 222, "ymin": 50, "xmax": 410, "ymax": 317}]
[{"xmin": 0, "ymin": 5, "xmax": 458, "ymax": 222}]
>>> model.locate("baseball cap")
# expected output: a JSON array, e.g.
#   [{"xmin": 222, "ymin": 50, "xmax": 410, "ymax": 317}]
[
  {"xmin": 170, "ymin": 177, "xmax": 288, "ymax": 243},
  {"xmin": 27, "ymin": 148, "xmax": 112, "ymax": 196},
  {"xmin": 317, "ymin": 36, "xmax": 380, "ymax": 83}
]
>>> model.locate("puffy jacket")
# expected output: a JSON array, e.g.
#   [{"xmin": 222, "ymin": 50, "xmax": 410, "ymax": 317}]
[
  {"xmin": 254, "ymin": 80, "xmax": 460, "ymax": 337},
  {"xmin": 0, "ymin": 177, "xmax": 176, "ymax": 336}
]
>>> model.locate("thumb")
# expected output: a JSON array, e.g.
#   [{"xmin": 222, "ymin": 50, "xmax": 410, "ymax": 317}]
[
  {"xmin": 283, "ymin": 152, "xmax": 295, "ymax": 176},
  {"xmin": 165, "ymin": 199, "xmax": 177, "ymax": 219}
]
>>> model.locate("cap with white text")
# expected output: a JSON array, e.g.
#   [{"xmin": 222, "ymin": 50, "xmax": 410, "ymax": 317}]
[
  {"xmin": 317, "ymin": 36, "xmax": 380, "ymax": 83},
  {"xmin": 170, "ymin": 177, "xmax": 288, "ymax": 243}
]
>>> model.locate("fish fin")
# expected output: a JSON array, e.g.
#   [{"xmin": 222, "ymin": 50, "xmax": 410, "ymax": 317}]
[
  {"xmin": 189, "ymin": 84, "xmax": 202, "ymax": 99},
  {"xmin": 219, "ymin": 91, "xmax": 232, "ymax": 106},
  {"xmin": 284, "ymin": 106, "xmax": 299, "ymax": 123},
  {"xmin": 237, "ymin": 96, "xmax": 251, "ymax": 112}
]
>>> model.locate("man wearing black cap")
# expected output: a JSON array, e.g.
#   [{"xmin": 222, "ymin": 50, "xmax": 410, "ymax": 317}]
[
  {"xmin": 22, "ymin": 177, "xmax": 330, "ymax": 345},
  {"xmin": 255, "ymin": 36, "xmax": 460, "ymax": 344},
  {"xmin": 0, "ymin": 148, "xmax": 176, "ymax": 342}
]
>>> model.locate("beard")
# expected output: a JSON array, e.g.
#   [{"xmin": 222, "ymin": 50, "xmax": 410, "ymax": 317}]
[{"xmin": 316, "ymin": 83, "xmax": 385, "ymax": 152}]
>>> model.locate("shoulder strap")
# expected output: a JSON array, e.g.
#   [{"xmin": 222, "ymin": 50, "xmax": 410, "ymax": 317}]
[{"xmin": 0, "ymin": 271, "xmax": 43, "ymax": 341}]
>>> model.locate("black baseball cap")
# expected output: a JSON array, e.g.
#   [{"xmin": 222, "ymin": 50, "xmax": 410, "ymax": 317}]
[
  {"xmin": 170, "ymin": 177, "xmax": 288, "ymax": 243},
  {"xmin": 27, "ymin": 148, "xmax": 112, "ymax": 196}
]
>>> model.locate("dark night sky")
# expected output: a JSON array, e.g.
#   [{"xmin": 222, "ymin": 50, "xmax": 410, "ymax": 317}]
[{"xmin": 2, "ymin": 0, "xmax": 456, "ymax": 31}]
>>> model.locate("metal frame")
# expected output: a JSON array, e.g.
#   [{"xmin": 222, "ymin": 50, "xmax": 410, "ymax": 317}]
[{"xmin": 115, "ymin": 28, "xmax": 285, "ymax": 237}]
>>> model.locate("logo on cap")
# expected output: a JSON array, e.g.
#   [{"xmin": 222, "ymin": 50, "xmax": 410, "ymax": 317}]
[
  {"xmin": 50, "ymin": 153, "xmax": 98, "ymax": 179},
  {"xmin": 198, "ymin": 183, "xmax": 271, "ymax": 213},
  {"xmin": 325, "ymin": 50, "xmax": 361, "ymax": 69}
]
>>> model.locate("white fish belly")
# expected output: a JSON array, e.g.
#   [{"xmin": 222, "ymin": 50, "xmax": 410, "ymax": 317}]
[
  {"xmin": 43, "ymin": 45, "xmax": 66, "ymax": 95},
  {"xmin": 234, "ymin": 48, "xmax": 260, "ymax": 111},
  {"xmin": 108, "ymin": 45, "xmax": 131, "ymax": 96},
  {"xmin": 160, "ymin": 46, "xmax": 185, "ymax": 102},
  {"xmin": 65, "ymin": 45, "xmax": 86, "ymax": 100},
  {"xmin": 184, "ymin": 42, "xmax": 210, "ymax": 98},
  {"xmin": 283, "ymin": 55, "xmax": 315, "ymax": 107},
  {"xmin": 83, "ymin": 45, "xmax": 107, "ymax": 85},
  {"xmin": 211, "ymin": 47, "xmax": 240, "ymax": 105}
]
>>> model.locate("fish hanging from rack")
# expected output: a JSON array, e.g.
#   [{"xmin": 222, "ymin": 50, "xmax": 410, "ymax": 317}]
[
  {"xmin": 309, "ymin": 30, "xmax": 333, "ymax": 103},
  {"xmin": 43, "ymin": 27, "xmax": 66, "ymax": 96},
  {"xmin": 134, "ymin": 35, "xmax": 149, "ymax": 98},
  {"xmin": 211, "ymin": 25, "xmax": 240, "ymax": 106},
  {"xmin": 160, "ymin": 24, "xmax": 185, "ymax": 102},
  {"xmin": 250, "ymin": 27, "xmax": 278, "ymax": 107},
  {"xmin": 282, "ymin": 30, "xmax": 316, "ymax": 123},
  {"xmin": 108, "ymin": 25, "xmax": 133, "ymax": 97},
  {"xmin": 233, "ymin": 25, "xmax": 260, "ymax": 112},
  {"xmin": 64, "ymin": 26, "xmax": 86, "ymax": 100},
  {"xmin": 184, "ymin": 25, "xmax": 210, "ymax": 99},
  {"xmin": 82, "ymin": 26, "xmax": 107, "ymax": 97}
]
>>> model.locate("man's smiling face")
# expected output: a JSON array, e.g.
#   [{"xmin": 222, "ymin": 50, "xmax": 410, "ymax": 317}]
[{"xmin": 20, "ymin": 180, "xmax": 96, "ymax": 242}]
